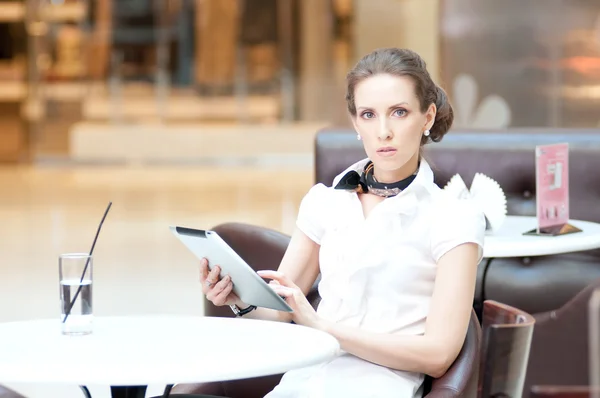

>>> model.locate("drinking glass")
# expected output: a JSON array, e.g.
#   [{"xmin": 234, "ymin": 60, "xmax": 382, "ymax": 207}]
[{"xmin": 59, "ymin": 253, "xmax": 93, "ymax": 335}]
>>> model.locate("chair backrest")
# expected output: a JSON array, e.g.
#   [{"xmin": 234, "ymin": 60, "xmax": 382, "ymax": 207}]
[
  {"xmin": 314, "ymin": 127, "xmax": 600, "ymax": 224},
  {"xmin": 524, "ymin": 278, "xmax": 600, "ymax": 395},
  {"xmin": 530, "ymin": 385, "xmax": 600, "ymax": 398},
  {"xmin": 425, "ymin": 309, "xmax": 482, "ymax": 397},
  {"xmin": 479, "ymin": 300, "xmax": 536, "ymax": 398}
]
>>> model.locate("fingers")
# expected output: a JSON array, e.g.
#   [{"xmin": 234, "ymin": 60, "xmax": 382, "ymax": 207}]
[
  {"xmin": 206, "ymin": 274, "xmax": 231, "ymax": 302},
  {"xmin": 199, "ymin": 258, "xmax": 209, "ymax": 283},
  {"xmin": 201, "ymin": 262, "xmax": 221, "ymax": 294},
  {"xmin": 206, "ymin": 265, "xmax": 221, "ymax": 286},
  {"xmin": 269, "ymin": 284, "xmax": 295, "ymax": 299},
  {"xmin": 210, "ymin": 279, "xmax": 234, "ymax": 306},
  {"xmin": 257, "ymin": 270, "xmax": 293, "ymax": 287},
  {"xmin": 199, "ymin": 259, "xmax": 234, "ymax": 306}
]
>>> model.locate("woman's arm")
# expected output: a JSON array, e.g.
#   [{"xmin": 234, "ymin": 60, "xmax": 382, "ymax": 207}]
[
  {"xmin": 316, "ymin": 242, "xmax": 480, "ymax": 378},
  {"xmin": 233, "ymin": 226, "xmax": 321, "ymax": 322}
]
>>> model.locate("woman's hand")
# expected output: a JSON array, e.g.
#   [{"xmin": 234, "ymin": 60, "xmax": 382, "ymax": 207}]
[
  {"xmin": 200, "ymin": 258, "xmax": 240, "ymax": 307},
  {"xmin": 257, "ymin": 270, "xmax": 324, "ymax": 330}
]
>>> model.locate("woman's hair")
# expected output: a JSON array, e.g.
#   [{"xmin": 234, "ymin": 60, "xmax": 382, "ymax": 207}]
[{"xmin": 345, "ymin": 48, "xmax": 453, "ymax": 144}]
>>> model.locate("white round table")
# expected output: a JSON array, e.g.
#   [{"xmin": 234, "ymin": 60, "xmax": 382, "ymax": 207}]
[
  {"xmin": 0, "ymin": 315, "xmax": 340, "ymax": 398},
  {"xmin": 483, "ymin": 215, "xmax": 600, "ymax": 258}
]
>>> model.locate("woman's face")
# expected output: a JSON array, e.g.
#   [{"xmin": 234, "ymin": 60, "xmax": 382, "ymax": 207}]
[{"xmin": 352, "ymin": 73, "xmax": 435, "ymax": 181}]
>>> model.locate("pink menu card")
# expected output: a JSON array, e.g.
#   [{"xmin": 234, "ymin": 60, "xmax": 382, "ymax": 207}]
[{"xmin": 531, "ymin": 143, "xmax": 581, "ymax": 235}]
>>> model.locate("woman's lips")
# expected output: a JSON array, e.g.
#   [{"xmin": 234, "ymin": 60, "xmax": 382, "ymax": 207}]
[{"xmin": 377, "ymin": 147, "xmax": 397, "ymax": 157}]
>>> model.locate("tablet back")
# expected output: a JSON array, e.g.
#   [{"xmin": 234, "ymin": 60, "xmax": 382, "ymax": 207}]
[{"xmin": 170, "ymin": 226, "xmax": 292, "ymax": 312}]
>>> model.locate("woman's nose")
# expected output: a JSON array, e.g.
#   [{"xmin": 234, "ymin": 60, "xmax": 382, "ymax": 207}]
[{"xmin": 378, "ymin": 120, "xmax": 392, "ymax": 140}]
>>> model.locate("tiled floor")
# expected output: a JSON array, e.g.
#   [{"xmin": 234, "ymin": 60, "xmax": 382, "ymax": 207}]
[{"xmin": 0, "ymin": 163, "xmax": 313, "ymax": 397}]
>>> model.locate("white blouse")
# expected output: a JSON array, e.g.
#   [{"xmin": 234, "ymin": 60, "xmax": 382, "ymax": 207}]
[{"xmin": 265, "ymin": 157, "xmax": 486, "ymax": 398}]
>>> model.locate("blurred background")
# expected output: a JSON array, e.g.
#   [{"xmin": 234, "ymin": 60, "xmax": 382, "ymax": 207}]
[
  {"xmin": 0, "ymin": 1, "xmax": 600, "ymax": 395},
  {"xmin": 0, "ymin": 0, "xmax": 599, "ymax": 164}
]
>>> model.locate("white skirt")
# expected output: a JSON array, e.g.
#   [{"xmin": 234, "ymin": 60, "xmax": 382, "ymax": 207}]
[{"xmin": 264, "ymin": 353, "xmax": 424, "ymax": 398}]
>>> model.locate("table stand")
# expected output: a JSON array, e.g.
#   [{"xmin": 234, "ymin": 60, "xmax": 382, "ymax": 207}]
[
  {"xmin": 523, "ymin": 222, "xmax": 583, "ymax": 237},
  {"xmin": 110, "ymin": 386, "xmax": 147, "ymax": 398},
  {"xmin": 80, "ymin": 384, "xmax": 173, "ymax": 398}
]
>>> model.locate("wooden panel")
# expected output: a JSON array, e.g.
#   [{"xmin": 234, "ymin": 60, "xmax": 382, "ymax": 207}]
[
  {"xmin": 68, "ymin": 121, "xmax": 323, "ymax": 163},
  {"xmin": 195, "ymin": 0, "xmax": 239, "ymax": 88},
  {"xmin": 298, "ymin": 0, "xmax": 334, "ymax": 122},
  {"xmin": 0, "ymin": 103, "xmax": 25, "ymax": 162},
  {"xmin": 0, "ymin": 2, "xmax": 25, "ymax": 22},
  {"xmin": 88, "ymin": 0, "xmax": 111, "ymax": 80}
]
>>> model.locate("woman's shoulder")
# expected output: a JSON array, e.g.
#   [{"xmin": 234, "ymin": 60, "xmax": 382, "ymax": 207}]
[
  {"xmin": 296, "ymin": 183, "xmax": 352, "ymax": 244},
  {"xmin": 304, "ymin": 182, "xmax": 331, "ymax": 196},
  {"xmin": 302, "ymin": 183, "xmax": 331, "ymax": 203},
  {"xmin": 428, "ymin": 187, "xmax": 486, "ymax": 224},
  {"xmin": 301, "ymin": 182, "xmax": 351, "ymax": 208},
  {"xmin": 426, "ymin": 187, "xmax": 487, "ymax": 262}
]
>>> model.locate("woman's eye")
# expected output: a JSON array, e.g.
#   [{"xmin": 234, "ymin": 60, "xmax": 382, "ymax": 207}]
[
  {"xmin": 362, "ymin": 111, "xmax": 375, "ymax": 119},
  {"xmin": 393, "ymin": 109, "xmax": 407, "ymax": 117}
]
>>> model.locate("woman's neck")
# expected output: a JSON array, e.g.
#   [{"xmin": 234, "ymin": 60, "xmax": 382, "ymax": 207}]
[{"xmin": 373, "ymin": 155, "xmax": 420, "ymax": 184}]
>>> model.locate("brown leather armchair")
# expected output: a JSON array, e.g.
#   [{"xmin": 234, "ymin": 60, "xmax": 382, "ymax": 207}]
[{"xmin": 171, "ymin": 222, "xmax": 482, "ymax": 398}]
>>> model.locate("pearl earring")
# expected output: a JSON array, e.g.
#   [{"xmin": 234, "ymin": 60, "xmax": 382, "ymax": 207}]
[
  {"xmin": 424, "ymin": 130, "xmax": 430, "ymax": 137},
  {"xmin": 356, "ymin": 134, "xmax": 362, "ymax": 141}
]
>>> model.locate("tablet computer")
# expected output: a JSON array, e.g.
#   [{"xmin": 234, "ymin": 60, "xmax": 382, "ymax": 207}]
[{"xmin": 170, "ymin": 226, "xmax": 293, "ymax": 312}]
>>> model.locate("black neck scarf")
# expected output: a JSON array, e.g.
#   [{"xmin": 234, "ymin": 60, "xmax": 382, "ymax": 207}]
[{"xmin": 334, "ymin": 161, "xmax": 417, "ymax": 198}]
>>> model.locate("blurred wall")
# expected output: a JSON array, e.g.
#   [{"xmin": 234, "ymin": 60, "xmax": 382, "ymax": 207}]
[
  {"xmin": 352, "ymin": 0, "xmax": 441, "ymax": 83},
  {"xmin": 299, "ymin": 0, "xmax": 335, "ymax": 122},
  {"xmin": 440, "ymin": 0, "xmax": 600, "ymax": 129}
]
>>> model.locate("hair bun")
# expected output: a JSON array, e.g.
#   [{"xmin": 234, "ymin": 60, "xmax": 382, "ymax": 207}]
[{"xmin": 428, "ymin": 85, "xmax": 454, "ymax": 142}]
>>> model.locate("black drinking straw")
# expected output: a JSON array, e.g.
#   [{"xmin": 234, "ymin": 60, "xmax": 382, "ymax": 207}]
[{"xmin": 62, "ymin": 202, "xmax": 112, "ymax": 323}]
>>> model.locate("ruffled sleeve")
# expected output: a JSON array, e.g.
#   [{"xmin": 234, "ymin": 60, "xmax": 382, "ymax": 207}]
[
  {"xmin": 430, "ymin": 197, "xmax": 487, "ymax": 263},
  {"xmin": 296, "ymin": 183, "xmax": 329, "ymax": 245}
]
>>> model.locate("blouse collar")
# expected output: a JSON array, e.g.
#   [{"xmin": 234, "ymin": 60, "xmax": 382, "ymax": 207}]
[{"xmin": 331, "ymin": 157, "xmax": 437, "ymax": 199}]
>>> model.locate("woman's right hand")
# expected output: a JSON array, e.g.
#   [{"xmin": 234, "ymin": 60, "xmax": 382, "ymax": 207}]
[{"xmin": 200, "ymin": 258, "xmax": 240, "ymax": 307}]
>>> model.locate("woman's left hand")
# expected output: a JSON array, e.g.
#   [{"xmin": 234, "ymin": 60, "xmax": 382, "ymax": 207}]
[{"xmin": 257, "ymin": 270, "xmax": 324, "ymax": 330}]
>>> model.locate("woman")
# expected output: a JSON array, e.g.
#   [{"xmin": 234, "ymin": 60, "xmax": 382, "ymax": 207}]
[{"xmin": 200, "ymin": 48, "xmax": 486, "ymax": 398}]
